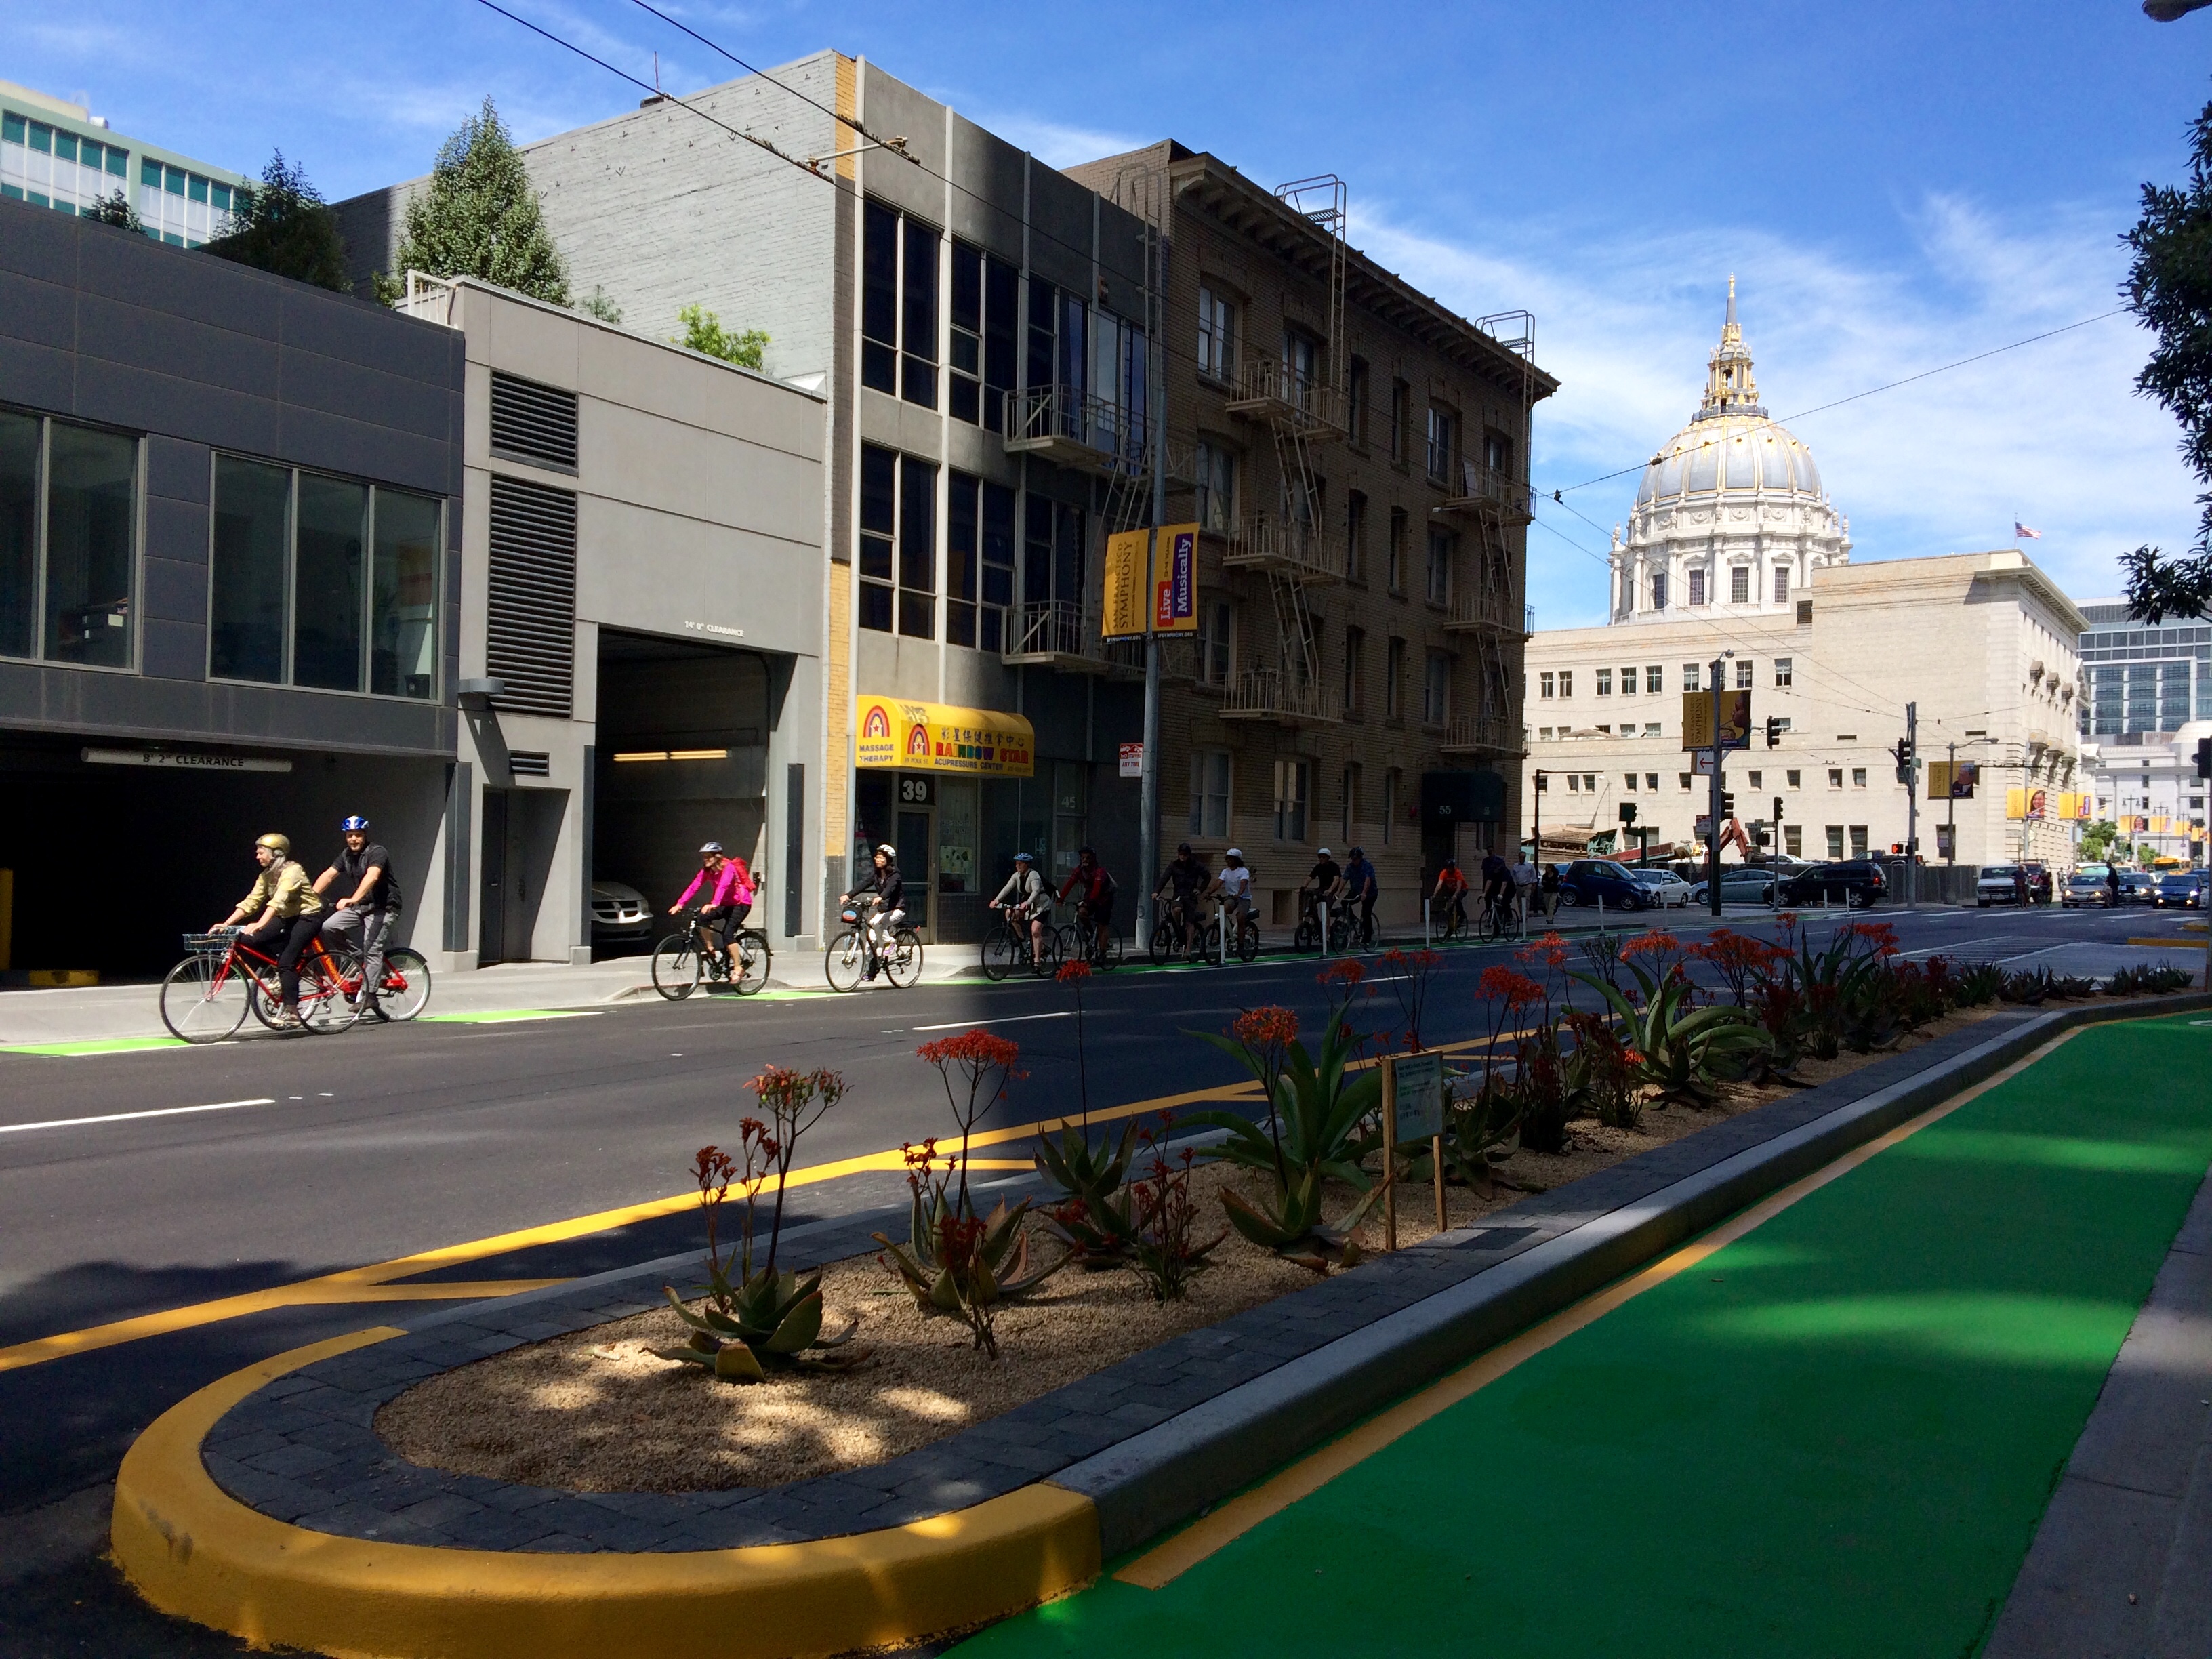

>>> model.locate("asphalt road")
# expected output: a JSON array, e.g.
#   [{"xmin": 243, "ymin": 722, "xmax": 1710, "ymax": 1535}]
[{"xmin": 0, "ymin": 899, "xmax": 2191, "ymax": 1656}]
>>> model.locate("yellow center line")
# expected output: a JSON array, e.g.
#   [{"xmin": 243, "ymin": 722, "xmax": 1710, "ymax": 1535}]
[{"xmin": 1112, "ymin": 1029, "xmax": 2078, "ymax": 1589}]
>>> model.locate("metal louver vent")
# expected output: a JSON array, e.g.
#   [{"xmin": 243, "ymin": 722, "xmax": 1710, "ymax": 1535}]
[
  {"xmin": 487, "ymin": 474, "xmax": 577, "ymax": 718},
  {"xmin": 489, "ymin": 371, "xmax": 579, "ymax": 472},
  {"xmin": 510, "ymin": 751, "xmax": 551, "ymax": 777}
]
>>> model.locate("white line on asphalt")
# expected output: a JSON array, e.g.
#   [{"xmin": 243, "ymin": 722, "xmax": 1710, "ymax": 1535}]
[
  {"xmin": 0, "ymin": 1097, "xmax": 280, "ymax": 1136},
  {"xmin": 910, "ymin": 1010, "xmax": 1083, "ymax": 1031}
]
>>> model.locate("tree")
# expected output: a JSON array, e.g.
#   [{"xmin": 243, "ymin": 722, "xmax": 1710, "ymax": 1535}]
[
  {"xmin": 578, "ymin": 285, "xmax": 622, "ymax": 324},
  {"xmin": 2081, "ymin": 819, "xmax": 2120, "ymax": 863},
  {"xmin": 203, "ymin": 153, "xmax": 352, "ymax": 293},
  {"xmin": 2121, "ymin": 89, "xmax": 2212, "ymax": 621},
  {"xmin": 382, "ymin": 98, "xmax": 569, "ymax": 306},
  {"xmin": 82, "ymin": 190, "xmax": 142, "ymax": 233},
  {"xmin": 674, "ymin": 304, "xmax": 767, "ymax": 369}
]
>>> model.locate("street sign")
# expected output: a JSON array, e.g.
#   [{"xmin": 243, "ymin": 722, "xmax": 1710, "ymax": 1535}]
[
  {"xmin": 1118, "ymin": 742, "xmax": 1143, "ymax": 779},
  {"xmin": 1694, "ymin": 752, "xmax": 1725, "ymax": 776}
]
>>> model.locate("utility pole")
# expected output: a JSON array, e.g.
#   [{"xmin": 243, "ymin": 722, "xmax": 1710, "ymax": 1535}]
[
  {"xmin": 1903, "ymin": 702, "xmax": 1919, "ymax": 908},
  {"xmin": 1946, "ymin": 739, "xmax": 1957, "ymax": 866},
  {"xmin": 1707, "ymin": 655, "xmax": 1725, "ymax": 916},
  {"xmin": 1136, "ymin": 218, "xmax": 1167, "ymax": 945}
]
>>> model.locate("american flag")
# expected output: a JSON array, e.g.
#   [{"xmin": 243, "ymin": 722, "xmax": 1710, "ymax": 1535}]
[{"xmin": 2013, "ymin": 520, "xmax": 2042, "ymax": 541}]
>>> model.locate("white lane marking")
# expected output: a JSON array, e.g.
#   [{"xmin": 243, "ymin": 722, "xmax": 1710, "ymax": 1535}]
[
  {"xmin": 911, "ymin": 1010, "xmax": 1084, "ymax": 1032},
  {"xmin": 0, "ymin": 1097, "xmax": 280, "ymax": 1136}
]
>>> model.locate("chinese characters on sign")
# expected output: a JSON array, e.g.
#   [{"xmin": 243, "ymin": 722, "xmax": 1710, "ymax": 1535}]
[{"xmin": 853, "ymin": 697, "xmax": 1035, "ymax": 777}]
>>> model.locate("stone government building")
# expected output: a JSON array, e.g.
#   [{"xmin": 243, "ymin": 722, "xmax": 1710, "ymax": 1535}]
[
  {"xmin": 338, "ymin": 55, "xmax": 1552, "ymax": 943},
  {"xmin": 1522, "ymin": 289, "xmax": 2084, "ymax": 874}
]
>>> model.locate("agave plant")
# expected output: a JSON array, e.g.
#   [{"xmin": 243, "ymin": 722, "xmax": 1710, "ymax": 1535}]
[
  {"xmin": 876, "ymin": 1140, "xmax": 1065, "ymax": 1312},
  {"xmin": 1185, "ymin": 1003, "xmax": 1380, "ymax": 1266},
  {"xmin": 1572, "ymin": 958, "xmax": 1770, "ymax": 1107},
  {"xmin": 1033, "ymin": 1116, "xmax": 1139, "ymax": 1267}
]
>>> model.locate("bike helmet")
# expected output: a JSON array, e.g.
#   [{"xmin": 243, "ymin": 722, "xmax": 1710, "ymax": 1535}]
[
  {"xmin": 1317, "ymin": 847, "xmax": 1332, "ymax": 858},
  {"xmin": 1348, "ymin": 846, "xmax": 1364, "ymax": 859},
  {"xmin": 340, "ymin": 815, "xmax": 371, "ymax": 832},
  {"xmin": 1014, "ymin": 851, "xmax": 1033, "ymax": 863},
  {"xmin": 1177, "ymin": 842, "xmax": 1192, "ymax": 855},
  {"xmin": 876, "ymin": 842, "xmax": 898, "ymax": 859},
  {"xmin": 1225, "ymin": 847, "xmax": 1244, "ymax": 860},
  {"xmin": 699, "ymin": 842, "xmax": 725, "ymax": 855},
  {"xmin": 255, "ymin": 833, "xmax": 291, "ymax": 857}
]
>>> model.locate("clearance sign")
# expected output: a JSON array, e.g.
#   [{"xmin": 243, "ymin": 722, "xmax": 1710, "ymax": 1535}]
[{"xmin": 854, "ymin": 696, "xmax": 1034, "ymax": 778}]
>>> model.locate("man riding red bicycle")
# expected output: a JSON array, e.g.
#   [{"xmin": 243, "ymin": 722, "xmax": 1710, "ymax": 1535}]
[{"xmin": 210, "ymin": 832, "xmax": 325, "ymax": 1030}]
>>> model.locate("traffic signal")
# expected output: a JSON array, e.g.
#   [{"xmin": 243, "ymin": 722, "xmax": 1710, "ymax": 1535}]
[
  {"xmin": 1765, "ymin": 716, "xmax": 1783, "ymax": 749},
  {"xmin": 1753, "ymin": 827, "xmax": 1771, "ymax": 846},
  {"xmin": 1772, "ymin": 795, "xmax": 1784, "ymax": 824},
  {"xmin": 1618, "ymin": 802, "xmax": 1638, "ymax": 825},
  {"xmin": 1719, "ymin": 792, "xmax": 1736, "ymax": 817},
  {"xmin": 1893, "ymin": 737, "xmax": 1914, "ymax": 769}
]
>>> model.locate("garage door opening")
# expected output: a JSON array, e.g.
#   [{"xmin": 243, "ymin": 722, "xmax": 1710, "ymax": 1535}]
[{"xmin": 592, "ymin": 630, "xmax": 781, "ymax": 959}]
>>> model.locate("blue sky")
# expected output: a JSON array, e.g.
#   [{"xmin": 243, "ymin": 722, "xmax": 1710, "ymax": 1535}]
[{"xmin": 12, "ymin": 1, "xmax": 2211, "ymax": 623}]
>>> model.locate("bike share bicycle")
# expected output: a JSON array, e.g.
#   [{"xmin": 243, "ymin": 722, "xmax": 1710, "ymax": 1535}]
[{"xmin": 159, "ymin": 927, "xmax": 432, "ymax": 1043}]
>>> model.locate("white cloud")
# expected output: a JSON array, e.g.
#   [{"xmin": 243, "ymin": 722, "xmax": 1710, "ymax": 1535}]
[{"xmin": 1351, "ymin": 191, "xmax": 2192, "ymax": 627}]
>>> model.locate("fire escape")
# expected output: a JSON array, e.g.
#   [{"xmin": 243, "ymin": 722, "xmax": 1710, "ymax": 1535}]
[
  {"xmin": 1437, "ymin": 309, "xmax": 1537, "ymax": 759},
  {"xmin": 1219, "ymin": 176, "xmax": 1347, "ymax": 729}
]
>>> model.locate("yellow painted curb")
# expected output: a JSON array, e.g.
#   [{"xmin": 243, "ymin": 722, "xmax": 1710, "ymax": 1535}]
[{"xmin": 113, "ymin": 1329, "xmax": 1101, "ymax": 1659}]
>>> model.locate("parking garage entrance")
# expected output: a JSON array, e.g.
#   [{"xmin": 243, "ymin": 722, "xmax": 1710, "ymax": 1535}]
[{"xmin": 589, "ymin": 629, "xmax": 782, "ymax": 960}]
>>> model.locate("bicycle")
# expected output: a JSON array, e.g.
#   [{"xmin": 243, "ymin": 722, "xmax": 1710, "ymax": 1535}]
[
  {"xmin": 1198, "ymin": 904, "xmax": 1262, "ymax": 964},
  {"xmin": 159, "ymin": 927, "xmax": 360, "ymax": 1043},
  {"xmin": 325, "ymin": 940, "xmax": 434, "ymax": 1021},
  {"xmin": 1433, "ymin": 892, "xmax": 1470, "ymax": 941},
  {"xmin": 981, "ymin": 907, "xmax": 1059, "ymax": 981},
  {"xmin": 1293, "ymin": 892, "xmax": 1345, "ymax": 954},
  {"xmin": 825, "ymin": 905, "xmax": 922, "ymax": 991},
  {"xmin": 1057, "ymin": 907, "xmax": 1122, "ymax": 970},
  {"xmin": 1479, "ymin": 888, "xmax": 1519, "ymax": 943},
  {"xmin": 652, "ymin": 915, "xmax": 771, "ymax": 999},
  {"xmin": 1147, "ymin": 895, "xmax": 1205, "ymax": 965}
]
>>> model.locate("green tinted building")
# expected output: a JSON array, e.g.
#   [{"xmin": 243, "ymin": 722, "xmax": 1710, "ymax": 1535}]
[{"xmin": 0, "ymin": 77, "xmax": 251, "ymax": 247}]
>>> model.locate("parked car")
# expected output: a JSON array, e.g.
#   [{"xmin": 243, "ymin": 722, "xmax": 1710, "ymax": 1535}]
[
  {"xmin": 2155, "ymin": 871, "xmax": 2207, "ymax": 909},
  {"xmin": 1629, "ymin": 868, "xmax": 1694, "ymax": 907},
  {"xmin": 1555, "ymin": 859, "xmax": 1652, "ymax": 911},
  {"xmin": 590, "ymin": 879, "xmax": 655, "ymax": 950},
  {"xmin": 1975, "ymin": 865, "xmax": 2027, "ymax": 907},
  {"xmin": 1686, "ymin": 867, "xmax": 1778, "ymax": 906},
  {"xmin": 2060, "ymin": 872, "xmax": 2110, "ymax": 909},
  {"xmin": 1776, "ymin": 860, "xmax": 1887, "ymax": 908}
]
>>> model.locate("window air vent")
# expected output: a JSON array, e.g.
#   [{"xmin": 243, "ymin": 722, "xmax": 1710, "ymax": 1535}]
[
  {"xmin": 489, "ymin": 371, "xmax": 579, "ymax": 472},
  {"xmin": 510, "ymin": 751, "xmax": 552, "ymax": 777},
  {"xmin": 486, "ymin": 474, "xmax": 577, "ymax": 718}
]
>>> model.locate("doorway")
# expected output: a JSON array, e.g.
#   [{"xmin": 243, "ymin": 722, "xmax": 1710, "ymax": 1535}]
[
  {"xmin": 896, "ymin": 807, "xmax": 931, "ymax": 929},
  {"xmin": 478, "ymin": 785, "xmax": 565, "ymax": 964}
]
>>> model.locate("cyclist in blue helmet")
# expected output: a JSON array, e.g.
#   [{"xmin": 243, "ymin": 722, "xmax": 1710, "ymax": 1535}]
[{"xmin": 315, "ymin": 815, "xmax": 403, "ymax": 1016}]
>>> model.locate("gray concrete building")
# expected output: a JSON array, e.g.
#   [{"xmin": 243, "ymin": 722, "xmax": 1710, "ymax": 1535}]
[
  {"xmin": 392, "ymin": 276, "xmax": 827, "ymax": 967},
  {"xmin": 0, "ymin": 196, "xmax": 463, "ymax": 976}
]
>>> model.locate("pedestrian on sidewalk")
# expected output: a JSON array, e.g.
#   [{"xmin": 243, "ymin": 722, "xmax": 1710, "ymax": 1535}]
[
  {"xmin": 1541, "ymin": 862, "xmax": 1562, "ymax": 920},
  {"xmin": 314, "ymin": 816, "xmax": 401, "ymax": 1015}
]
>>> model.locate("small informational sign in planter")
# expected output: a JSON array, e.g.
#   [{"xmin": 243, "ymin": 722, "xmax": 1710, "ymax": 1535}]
[{"xmin": 1380, "ymin": 1051, "xmax": 1448, "ymax": 1249}]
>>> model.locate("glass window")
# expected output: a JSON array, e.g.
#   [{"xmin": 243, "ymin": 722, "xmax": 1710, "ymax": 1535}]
[
  {"xmin": 1774, "ymin": 657, "xmax": 1793, "ymax": 687},
  {"xmin": 1624, "ymin": 773, "xmax": 1637, "ymax": 792},
  {"xmin": 0, "ymin": 410, "xmax": 37, "ymax": 659},
  {"xmin": 897, "ymin": 454, "xmax": 936, "ymax": 638},
  {"xmin": 1425, "ymin": 526, "xmax": 1452, "ymax": 604},
  {"xmin": 1199, "ymin": 598, "xmax": 1233, "ymax": 685},
  {"xmin": 861, "ymin": 201, "xmax": 897, "ymax": 394},
  {"xmin": 1772, "ymin": 565, "xmax": 1790, "ymax": 603},
  {"xmin": 1645, "ymin": 772, "xmax": 1659, "ymax": 791},
  {"xmin": 1389, "ymin": 379, "xmax": 1409, "ymax": 464},
  {"xmin": 1343, "ymin": 625, "xmax": 1364, "ymax": 714},
  {"xmin": 947, "ymin": 470, "xmax": 978, "ymax": 648},
  {"xmin": 1423, "ymin": 649, "xmax": 1450, "ymax": 725},
  {"xmin": 211, "ymin": 457, "xmax": 292, "ymax": 682},
  {"xmin": 1595, "ymin": 669, "xmax": 1612, "ymax": 697},
  {"xmin": 1385, "ymin": 636, "xmax": 1405, "ymax": 718},
  {"xmin": 1195, "ymin": 440, "xmax": 1235, "ymax": 533},
  {"xmin": 1734, "ymin": 659, "xmax": 1752, "ymax": 689},
  {"xmin": 1786, "ymin": 769, "xmax": 1801, "ymax": 788},
  {"xmin": 901, "ymin": 219, "xmax": 939, "ymax": 409},
  {"xmin": 1729, "ymin": 565, "xmax": 1750, "ymax": 604},
  {"xmin": 1689, "ymin": 568, "xmax": 1706, "ymax": 606},
  {"xmin": 370, "ymin": 489, "xmax": 440, "ymax": 699},
  {"xmin": 857, "ymin": 443, "xmax": 895, "ymax": 634},
  {"xmin": 1827, "ymin": 825, "xmax": 1845, "ymax": 859},
  {"xmin": 1645, "ymin": 665, "xmax": 1662, "ymax": 693},
  {"xmin": 1682, "ymin": 661, "xmax": 1700, "ymax": 692},
  {"xmin": 1619, "ymin": 665, "xmax": 1637, "ymax": 695},
  {"xmin": 1189, "ymin": 750, "xmax": 1231, "ymax": 838},
  {"xmin": 1387, "ymin": 508, "xmax": 1407, "ymax": 592},
  {"xmin": 1273, "ymin": 758, "xmax": 1309, "ymax": 842},
  {"xmin": 1425, "ymin": 406, "xmax": 1455, "ymax": 483},
  {"xmin": 292, "ymin": 474, "xmax": 367, "ymax": 691},
  {"xmin": 1346, "ymin": 359, "xmax": 1368, "ymax": 445},
  {"xmin": 44, "ymin": 422, "xmax": 136, "ymax": 667},
  {"xmin": 1559, "ymin": 670, "xmax": 1572, "ymax": 697},
  {"xmin": 980, "ymin": 480, "xmax": 1014, "ymax": 653},
  {"xmin": 1540, "ymin": 671, "xmax": 1554, "ymax": 699},
  {"xmin": 1197, "ymin": 285, "xmax": 1235, "ymax": 380},
  {"xmin": 1849, "ymin": 825, "xmax": 1868, "ymax": 859},
  {"xmin": 949, "ymin": 241, "xmax": 981, "ymax": 426},
  {"xmin": 1345, "ymin": 489, "xmax": 1366, "ymax": 582},
  {"xmin": 1650, "ymin": 572, "xmax": 1668, "ymax": 610},
  {"xmin": 1851, "ymin": 768, "xmax": 1867, "ymax": 787}
]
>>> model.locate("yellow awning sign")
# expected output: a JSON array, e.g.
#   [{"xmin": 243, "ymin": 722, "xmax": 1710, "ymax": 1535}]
[{"xmin": 855, "ymin": 697, "xmax": 1034, "ymax": 777}]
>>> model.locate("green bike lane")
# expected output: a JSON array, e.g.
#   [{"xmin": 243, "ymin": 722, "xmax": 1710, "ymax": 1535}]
[{"xmin": 959, "ymin": 1012, "xmax": 2212, "ymax": 1659}]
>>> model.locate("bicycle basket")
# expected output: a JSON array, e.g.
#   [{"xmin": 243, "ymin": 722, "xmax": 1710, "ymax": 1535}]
[{"xmin": 182, "ymin": 928, "xmax": 241, "ymax": 954}]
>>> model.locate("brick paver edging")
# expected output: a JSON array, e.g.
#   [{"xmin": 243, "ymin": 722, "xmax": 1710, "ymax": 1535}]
[{"xmin": 111, "ymin": 995, "xmax": 2211, "ymax": 1658}]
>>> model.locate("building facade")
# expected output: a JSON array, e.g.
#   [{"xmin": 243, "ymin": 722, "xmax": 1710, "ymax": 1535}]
[
  {"xmin": 1525, "ymin": 552, "xmax": 2085, "ymax": 871},
  {"xmin": 2073, "ymin": 598, "xmax": 2210, "ymax": 865},
  {"xmin": 0, "ymin": 197, "xmax": 464, "ymax": 975},
  {"xmin": 1, "ymin": 78, "xmax": 253, "ymax": 248},
  {"xmin": 337, "ymin": 56, "xmax": 1550, "ymax": 939},
  {"xmin": 392, "ymin": 276, "xmax": 828, "ymax": 967}
]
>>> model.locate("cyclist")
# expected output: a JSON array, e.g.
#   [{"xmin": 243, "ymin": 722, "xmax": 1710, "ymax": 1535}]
[
  {"xmin": 211, "ymin": 832, "xmax": 326, "ymax": 1030},
  {"xmin": 1058, "ymin": 846, "xmax": 1118, "ymax": 962},
  {"xmin": 1480, "ymin": 849, "xmax": 1514, "ymax": 931},
  {"xmin": 1510, "ymin": 851, "xmax": 1540, "ymax": 928},
  {"xmin": 1299, "ymin": 847, "xmax": 1345, "ymax": 943},
  {"xmin": 670, "ymin": 842, "xmax": 745, "ymax": 972},
  {"xmin": 988, "ymin": 851, "xmax": 1052, "ymax": 966},
  {"xmin": 1429, "ymin": 857, "xmax": 1469, "ymax": 934},
  {"xmin": 1205, "ymin": 848, "xmax": 1256, "ymax": 948},
  {"xmin": 1341, "ymin": 845, "xmax": 1378, "ymax": 947},
  {"xmin": 838, "ymin": 844, "xmax": 905, "ymax": 981},
  {"xmin": 1153, "ymin": 842, "xmax": 1209, "ymax": 952},
  {"xmin": 314, "ymin": 815, "xmax": 401, "ymax": 1015}
]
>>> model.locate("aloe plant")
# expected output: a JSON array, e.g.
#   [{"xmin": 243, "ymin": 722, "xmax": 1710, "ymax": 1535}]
[
  {"xmin": 1572, "ymin": 959, "xmax": 1770, "ymax": 1107},
  {"xmin": 1185, "ymin": 1002, "xmax": 1381, "ymax": 1264},
  {"xmin": 1033, "ymin": 1116, "xmax": 1139, "ymax": 1266}
]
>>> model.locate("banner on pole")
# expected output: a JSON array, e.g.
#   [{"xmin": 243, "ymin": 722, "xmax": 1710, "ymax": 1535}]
[
  {"xmin": 1102, "ymin": 531, "xmax": 1149, "ymax": 639},
  {"xmin": 1680, "ymin": 689, "xmax": 1752, "ymax": 751},
  {"xmin": 1153, "ymin": 524, "xmax": 1199, "ymax": 633}
]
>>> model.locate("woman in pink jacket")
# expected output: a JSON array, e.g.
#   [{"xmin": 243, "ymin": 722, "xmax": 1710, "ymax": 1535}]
[{"xmin": 670, "ymin": 842, "xmax": 755, "ymax": 967}]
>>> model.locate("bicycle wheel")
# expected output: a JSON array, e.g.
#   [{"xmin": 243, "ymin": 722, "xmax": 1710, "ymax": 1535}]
[
  {"xmin": 296, "ymin": 960, "xmax": 363, "ymax": 1034},
  {"xmin": 1294, "ymin": 916, "xmax": 1319, "ymax": 953},
  {"xmin": 825, "ymin": 928, "xmax": 867, "ymax": 991},
  {"xmin": 884, "ymin": 927, "xmax": 924, "ymax": 988},
  {"xmin": 159, "ymin": 954, "xmax": 251, "ymax": 1044},
  {"xmin": 1235, "ymin": 918, "xmax": 1261, "ymax": 962},
  {"xmin": 1097, "ymin": 928, "xmax": 1123, "ymax": 971},
  {"xmin": 373, "ymin": 947, "xmax": 432, "ymax": 1021},
  {"xmin": 1148, "ymin": 915, "xmax": 1177, "ymax": 966},
  {"xmin": 733, "ymin": 931, "xmax": 772, "ymax": 996},
  {"xmin": 652, "ymin": 931, "xmax": 701, "ymax": 1000},
  {"xmin": 982, "ymin": 926, "xmax": 1019, "ymax": 981},
  {"xmin": 1033, "ymin": 923, "xmax": 1062, "ymax": 976}
]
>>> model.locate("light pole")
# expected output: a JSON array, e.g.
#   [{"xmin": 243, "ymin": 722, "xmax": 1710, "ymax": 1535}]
[{"xmin": 1532, "ymin": 769, "xmax": 1547, "ymax": 864}]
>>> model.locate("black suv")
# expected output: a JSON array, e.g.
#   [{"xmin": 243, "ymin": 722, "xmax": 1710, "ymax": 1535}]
[{"xmin": 1776, "ymin": 860, "xmax": 1887, "ymax": 908}]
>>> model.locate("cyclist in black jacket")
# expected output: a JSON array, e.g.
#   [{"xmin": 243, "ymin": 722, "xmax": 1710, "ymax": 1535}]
[{"xmin": 839, "ymin": 844, "xmax": 906, "ymax": 981}]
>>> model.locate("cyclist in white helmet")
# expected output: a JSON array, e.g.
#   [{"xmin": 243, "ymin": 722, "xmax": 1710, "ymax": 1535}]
[{"xmin": 838, "ymin": 844, "xmax": 905, "ymax": 981}]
